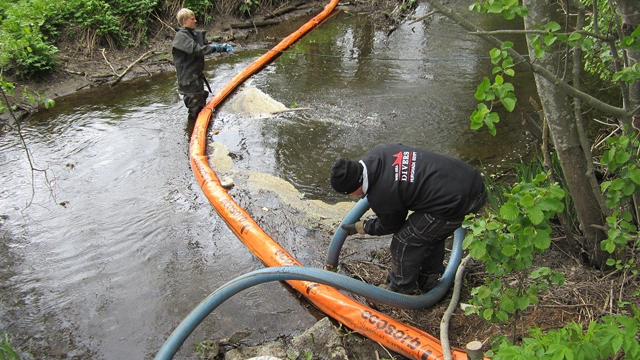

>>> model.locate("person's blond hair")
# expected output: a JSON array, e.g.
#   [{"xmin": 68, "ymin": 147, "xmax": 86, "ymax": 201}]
[{"xmin": 176, "ymin": 8, "xmax": 195, "ymax": 26}]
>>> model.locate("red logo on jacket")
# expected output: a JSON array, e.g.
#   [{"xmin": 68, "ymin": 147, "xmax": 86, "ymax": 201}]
[{"xmin": 392, "ymin": 151, "xmax": 416, "ymax": 183}]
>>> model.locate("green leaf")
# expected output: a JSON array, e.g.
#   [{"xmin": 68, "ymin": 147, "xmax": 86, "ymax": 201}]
[
  {"xmin": 519, "ymin": 194, "xmax": 535, "ymax": 207},
  {"xmin": 547, "ymin": 344, "xmax": 575, "ymax": 360},
  {"xmin": 485, "ymin": 112, "xmax": 500, "ymax": 136},
  {"xmin": 622, "ymin": 182, "xmax": 636, "ymax": 196},
  {"xmin": 500, "ymin": 296, "xmax": 515, "ymax": 313},
  {"xmin": 532, "ymin": 230, "xmax": 551, "ymax": 250},
  {"xmin": 501, "ymin": 245, "xmax": 516, "ymax": 256},
  {"xmin": 628, "ymin": 168, "xmax": 640, "ymax": 184},
  {"xmin": 500, "ymin": 41, "xmax": 514, "ymax": 50},
  {"xmin": 477, "ymin": 285, "xmax": 491, "ymax": 300},
  {"xmin": 545, "ymin": 21, "xmax": 561, "ymax": 32},
  {"xmin": 610, "ymin": 178, "xmax": 626, "ymax": 191},
  {"xmin": 567, "ymin": 32, "xmax": 582, "ymax": 42},
  {"xmin": 469, "ymin": 240, "xmax": 488, "ymax": 259},
  {"xmin": 475, "ymin": 77, "xmax": 491, "ymax": 100},
  {"xmin": 501, "ymin": 96, "xmax": 516, "ymax": 112},
  {"xmin": 487, "ymin": 2, "xmax": 504, "ymax": 13},
  {"xmin": 482, "ymin": 308, "xmax": 494, "ymax": 321},
  {"xmin": 543, "ymin": 34, "xmax": 557, "ymax": 46},
  {"xmin": 615, "ymin": 150, "xmax": 630, "ymax": 164},
  {"xmin": 500, "ymin": 202, "xmax": 519, "ymax": 221},
  {"xmin": 526, "ymin": 206, "xmax": 544, "ymax": 225}
]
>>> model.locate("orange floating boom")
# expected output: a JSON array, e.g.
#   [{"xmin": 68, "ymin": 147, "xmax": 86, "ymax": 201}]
[{"xmin": 189, "ymin": 1, "xmax": 474, "ymax": 359}]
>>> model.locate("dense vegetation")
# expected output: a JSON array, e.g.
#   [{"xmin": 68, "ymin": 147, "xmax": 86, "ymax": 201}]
[{"xmin": 0, "ymin": 0, "xmax": 286, "ymax": 78}]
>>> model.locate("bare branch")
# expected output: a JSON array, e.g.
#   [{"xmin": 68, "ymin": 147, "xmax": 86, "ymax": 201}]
[{"xmin": 424, "ymin": 0, "xmax": 631, "ymax": 121}]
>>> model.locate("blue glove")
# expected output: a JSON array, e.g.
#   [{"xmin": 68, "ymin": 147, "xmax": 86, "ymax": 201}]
[
  {"xmin": 206, "ymin": 44, "xmax": 221, "ymax": 53},
  {"xmin": 223, "ymin": 43, "xmax": 233, "ymax": 52}
]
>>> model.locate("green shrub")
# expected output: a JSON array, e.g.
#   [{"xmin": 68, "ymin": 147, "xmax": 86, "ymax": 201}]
[
  {"xmin": 184, "ymin": 0, "xmax": 214, "ymax": 24},
  {"xmin": 463, "ymin": 171, "xmax": 566, "ymax": 324},
  {"xmin": 0, "ymin": 0, "xmax": 58, "ymax": 78},
  {"xmin": 490, "ymin": 310, "xmax": 640, "ymax": 360}
]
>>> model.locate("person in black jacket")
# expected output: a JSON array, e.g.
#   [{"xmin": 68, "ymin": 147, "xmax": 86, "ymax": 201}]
[
  {"xmin": 172, "ymin": 8, "xmax": 233, "ymax": 121},
  {"xmin": 330, "ymin": 144, "xmax": 486, "ymax": 294}
]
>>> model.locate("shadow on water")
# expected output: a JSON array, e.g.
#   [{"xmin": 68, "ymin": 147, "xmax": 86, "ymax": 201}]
[{"xmin": 0, "ymin": 4, "xmax": 537, "ymax": 359}]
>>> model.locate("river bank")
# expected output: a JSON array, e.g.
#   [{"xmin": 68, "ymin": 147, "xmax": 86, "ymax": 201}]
[{"xmin": 3, "ymin": 0, "xmax": 401, "ymax": 118}]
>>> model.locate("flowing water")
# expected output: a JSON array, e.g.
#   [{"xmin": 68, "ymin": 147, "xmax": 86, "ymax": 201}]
[{"xmin": 0, "ymin": 3, "xmax": 536, "ymax": 359}]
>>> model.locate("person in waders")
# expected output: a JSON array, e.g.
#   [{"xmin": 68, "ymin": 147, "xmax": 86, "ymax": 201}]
[
  {"xmin": 330, "ymin": 143, "xmax": 487, "ymax": 294},
  {"xmin": 172, "ymin": 8, "xmax": 233, "ymax": 121}
]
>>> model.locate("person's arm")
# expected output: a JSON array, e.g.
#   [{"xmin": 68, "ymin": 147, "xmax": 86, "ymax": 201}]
[
  {"xmin": 363, "ymin": 210, "xmax": 408, "ymax": 236},
  {"xmin": 173, "ymin": 31, "xmax": 209, "ymax": 55}
]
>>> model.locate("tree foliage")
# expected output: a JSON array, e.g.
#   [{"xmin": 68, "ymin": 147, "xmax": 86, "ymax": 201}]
[{"xmin": 428, "ymin": 0, "xmax": 640, "ymax": 357}]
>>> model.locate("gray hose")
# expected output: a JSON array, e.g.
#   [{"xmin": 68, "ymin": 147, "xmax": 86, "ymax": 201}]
[
  {"xmin": 324, "ymin": 196, "xmax": 372, "ymax": 271},
  {"xmin": 154, "ymin": 261, "xmax": 464, "ymax": 360},
  {"xmin": 324, "ymin": 196, "xmax": 465, "ymax": 306},
  {"xmin": 155, "ymin": 199, "xmax": 466, "ymax": 360}
]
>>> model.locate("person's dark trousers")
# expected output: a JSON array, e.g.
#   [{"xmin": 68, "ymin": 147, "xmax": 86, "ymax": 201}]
[
  {"xmin": 387, "ymin": 186, "xmax": 487, "ymax": 294},
  {"xmin": 387, "ymin": 212, "xmax": 462, "ymax": 294},
  {"xmin": 184, "ymin": 91, "xmax": 208, "ymax": 121}
]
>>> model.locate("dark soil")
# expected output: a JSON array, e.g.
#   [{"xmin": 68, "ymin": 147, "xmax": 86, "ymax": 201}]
[{"xmin": 341, "ymin": 237, "xmax": 623, "ymax": 353}]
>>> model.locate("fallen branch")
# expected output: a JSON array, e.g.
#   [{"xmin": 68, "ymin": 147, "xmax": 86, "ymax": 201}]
[
  {"xmin": 101, "ymin": 48, "xmax": 119, "ymax": 76},
  {"xmin": 409, "ymin": 10, "xmax": 437, "ymax": 24},
  {"xmin": 152, "ymin": 11, "xmax": 176, "ymax": 34},
  {"xmin": 229, "ymin": 19, "xmax": 280, "ymax": 29},
  {"xmin": 441, "ymin": 254, "xmax": 472, "ymax": 360},
  {"xmin": 264, "ymin": 1, "xmax": 307, "ymax": 19},
  {"xmin": 110, "ymin": 50, "xmax": 159, "ymax": 86}
]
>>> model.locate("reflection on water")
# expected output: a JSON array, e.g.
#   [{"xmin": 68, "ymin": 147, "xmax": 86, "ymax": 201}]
[
  {"xmin": 0, "ymin": 4, "xmax": 536, "ymax": 359},
  {"xmin": 218, "ymin": 3, "xmax": 536, "ymax": 202}
]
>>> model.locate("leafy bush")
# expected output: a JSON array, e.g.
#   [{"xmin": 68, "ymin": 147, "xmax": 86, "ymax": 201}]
[
  {"xmin": 490, "ymin": 310, "xmax": 640, "ymax": 360},
  {"xmin": 0, "ymin": 0, "xmax": 59, "ymax": 78},
  {"xmin": 185, "ymin": 0, "xmax": 214, "ymax": 23},
  {"xmin": 0, "ymin": 0, "xmax": 166, "ymax": 76},
  {"xmin": 463, "ymin": 172, "xmax": 566, "ymax": 324}
]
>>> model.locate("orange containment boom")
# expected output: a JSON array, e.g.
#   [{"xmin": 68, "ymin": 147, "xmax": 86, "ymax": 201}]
[{"xmin": 189, "ymin": 1, "xmax": 470, "ymax": 359}]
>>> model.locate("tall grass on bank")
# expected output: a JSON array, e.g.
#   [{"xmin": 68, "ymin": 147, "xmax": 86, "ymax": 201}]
[
  {"xmin": 484, "ymin": 153, "xmax": 577, "ymax": 232},
  {"xmin": 0, "ymin": 333, "xmax": 21, "ymax": 360}
]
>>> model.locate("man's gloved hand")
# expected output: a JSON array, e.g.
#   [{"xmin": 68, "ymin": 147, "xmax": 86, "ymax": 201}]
[
  {"xmin": 223, "ymin": 43, "xmax": 233, "ymax": 52},
  {"xmin": 341, "ymin": 220, "xmax": 366, "ymax": 236},
  {"xmin": 206, "ymin": 43, "xmax": 221, "ymax": 53}
]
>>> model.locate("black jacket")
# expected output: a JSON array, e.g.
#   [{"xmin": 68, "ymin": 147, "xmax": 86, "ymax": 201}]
[
  {"xmin": 172, "ymin": 27, "xmax": 215, "ymax": 95},
  {"xmin": 361, "ymin": 144, "xmax": 484, "ymax": 235}
]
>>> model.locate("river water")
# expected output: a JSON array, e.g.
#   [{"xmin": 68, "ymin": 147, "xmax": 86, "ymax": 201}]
[{"xmin": 0, "ymin": 3, "xmax": 535, "ymax": 359}]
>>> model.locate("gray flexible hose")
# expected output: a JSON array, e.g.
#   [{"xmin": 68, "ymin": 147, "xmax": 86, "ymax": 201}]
[
  {"xmin": 155, "ymin": 199, "xmax": 466, "ymax": 360},
  {"xmin": 154, "ymin": 258, "xmax": 465, "ymax": 360},
  {"xmin": 324, "ymin": 196, "xmax": 465, "ymax": 302}
]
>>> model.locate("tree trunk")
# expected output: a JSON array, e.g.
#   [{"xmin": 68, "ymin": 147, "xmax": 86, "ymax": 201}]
[
  {"xmin": 523, "ymin": 0, "xmax": 609, "ymax": 267},
  {"xmin": 615, "ymin": 0, "xmax": 640, "ymax": 113}
]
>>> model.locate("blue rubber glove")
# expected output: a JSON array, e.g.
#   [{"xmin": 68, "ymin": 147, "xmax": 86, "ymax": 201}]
[
  {"xmin": 224, "ymin": 43, "xmax": 233, "ymax": 52},
  {"xmin": 206, "ymin": 44, "xmax": 221, "ymax": 53}
]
